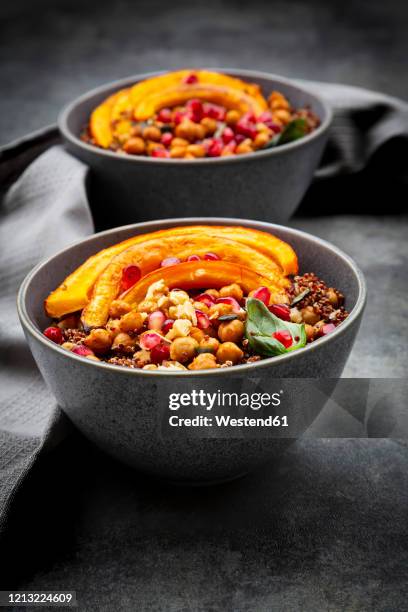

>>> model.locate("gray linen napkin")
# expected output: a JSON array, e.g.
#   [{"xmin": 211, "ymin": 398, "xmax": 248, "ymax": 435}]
[
  {"xmin": 0, "ymin": 145, "xmax": 93, "ymax": 530},
  {"xmin": 0, "ymin": 81, "xmax": 407, "ymax": 533}
]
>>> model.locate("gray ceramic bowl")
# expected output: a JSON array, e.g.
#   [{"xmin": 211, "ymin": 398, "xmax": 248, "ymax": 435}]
[
  {"xmin": 18, "ymin": 218, "xmax": 365, "ymax": 484},
  {"xmin": 59, "ymin": 70, "xmax": 332, "ymax": 226}
]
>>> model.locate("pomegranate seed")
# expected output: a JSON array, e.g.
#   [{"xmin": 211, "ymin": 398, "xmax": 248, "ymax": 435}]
[
  {"xmin": 258, "ymin": 111, "xmax": 273, "ymax": 123},
  {"xmin": 183, "ymin": 72, "xmax": 198, "ymax": 84},
  {"xmin": 44, "ymin": 326, "xmax": 63, "ymax": 344},
  {"xmin": 272, "ymin": 330, "xmax": 293, "ymax": 349},
  {"xmin": 234, "ymin": 134, "xmax": 245, "ymax": 145},
  {"xmin": 235, "ymin": 120, "xmax": 257, "ymax": 139},
  {"xmin": 139, "ymin": 332, "xmax": 165, "ymax": 350},
  {"xmin": 161, "ymin": 132, "xmax": 173, "ymax": 147},
  {"xmin": 187, "ymin": 254, "xmax": 201, "ymax": 262},
  {"xmin": 203, "ymin": 103, "xmax": 226, "ymax": 120},
  {"xmin": 241, "ymin": 111, "xmax": 257, "ymax": 123},
  {"xmin": 216, "ymin": 297, "xmax": 242, "ymax": 313},
  {"xmin": 162, "ymin": 319, "xmax": 175, "ymax": 334},
  {"xmin": 207, "ymin": 139, "xmax": 223, "ymax": 157},
  {"xmin": 265, "ymin": 121, "xmax": 282, "ymax": 134},
  {"xmin": 186, "ymin": 98, "xmax": 203, "ymax": 122},
  {"xmin": 151, "ymin": 148, "xmax": 170, "ymax": 158},
  {"xmin": 269, "ymin": 303, "xmax": 291, "ymax": 321},
  {"xmin": 252, "ymin": 286, "xmax": 271, "ymax": 306},
  {"xmin": 71, "ymin": 344, "xmax": 94, "ymax": 356},
  {"xmin": 121, "ymin": 265, "xmax": 141, "ymax": 291},
  {"xmin": 204, "ymin": 252, "xmax": 220, "ymax": 261},
  {"xmin": 157, "ymin": 108, "xmax": 172, "ymax": 123},
  {"xmin": 196, "ymin": 310, "xmax": 211, "ymax": 329},
  {"xmin": 222, "ymin": 126, "xmax": 235, "ymax": 144},
  {"xmin": 196, "ymin": 292, "xmax": 216, "ymax": 308},
  {"xmin": 222, "ymin": 141, "xmax": 237, "ymax": 155},
  {"xmin": 173, "ymin": 110, "xmax": 185, "ymax": 125},
  {"xmin": 150, "ymin": 342, "xmax": 171, "ymax": 364},
  {"xmin": 148, "ymin": 310, "xmax": 166, "ymax": 330},
  {"xmin": 317, "ymin": 323, "xmax": 336, "ymax": 337},
  {"xmin": 161, "ymin": 257, "xmax": 181, "ymax": 267}
]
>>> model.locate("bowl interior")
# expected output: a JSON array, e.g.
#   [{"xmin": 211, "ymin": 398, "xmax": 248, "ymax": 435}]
[
  {"xmin": 61, "ymin": 69, "xmax": 330, "ymax": 149},
  {"xmin": 23, "ymin": 218, "xmax": 362, "ymax": 337}
]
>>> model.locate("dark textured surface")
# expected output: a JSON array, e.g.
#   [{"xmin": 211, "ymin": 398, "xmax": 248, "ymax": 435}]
[
  {"xmin": 1, "ymin": 0, "xmax": 408, "ymax": 609},
  {"xmin": 1, "ymin": 0, "xmax": 408, "ymax": 145}
]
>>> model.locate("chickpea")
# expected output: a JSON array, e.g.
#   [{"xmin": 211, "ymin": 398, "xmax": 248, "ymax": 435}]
[
  {"xmin": 326, "ymin": 288, "xmax": 339, "ymax": 307},
  {"xmin": 137, "ymin": 299, "xmax": 157, "ymax": 313},
  {"xmin": 235, "ymin": 139, "xmax": 254, "ymax": 155},
  {"xmin": 147, "ymin": 141, "xmax": 164, "ymax": 155},
  {"xmin": 199, "ymin": 336, "xmax": 220, "ymax": 354},
  {"xmin": 106, "ymin": 318, "xmax": 122, "ymax": 337},
  {"xmin": 253, "ymin": 132, "xmax": 270, "ymax": 149},
  {"xmin": 218, "ymin": 319, "xmax": 244, "ymax": 343},
  {"xmin": 187, "ymin": 144, "xmax": 206, "ymax": 158},
  {"xmin": 268, "ymin": 91, "xmax": 290, "ymax": 110},
  {"xmin": 62, "ymin": 341, "xmax": 75, "ymax": 351},
  {"xmin": 111, "ymin": 332, "xmax": 135, "ymax": 351},
  {"xmin": 189, "ymin": 326, "xmax": 206, "ymax": 343},
  {"xmin": 142, "ymin": 125, "xmax": 162, "ymax": 141},
  {"xmin": 205, "ymin": 289, "xmax": 220, "ymax": 299},
  {"xmin": 193, "ymin": 124, "xmax": 206, "ymax": 140},
  {"xmin": 208, "ymin": 303, "xmax": 234, "ymax": 319},
  {"xmin": 84, "ymin": 328, "xmax": 112, "ymax": 354},
  {"xmin": 184, "ymin": 153, "xmax": 195, "ymax": 159},
  {"xmin": 274, "ymin": 109, "xmax": 291, "ymax": 124},
  {"xmin": 134, "ymin": 349, "xmax": 151, "ymax": 367},
  {"xmin": 171, "ymin": 137, "xmax": 189, "ymax": 147},
  {"xmin": 200, "ymin": 117, "xmax": 217, "ymax": 135},
  {"xmin": 188, "ymin": 353, "xmax": 218, "ymax": 370},
  {"xmin": 314, "ymin": 320, "xmax": 325, "ymax": 334},
  {"xmin": 290, "ymin": 307, "xmax": 303, "ymax": 324},
  {"xmin": 170, "ymin": 146, "xmax": 187, "ymax": 159},
  {"xmin": 225, "ymin": 110, "xmax": 240, "ymax": 125},
  {"xmin": 300, "ymin": 306, "xmax": 320, "ymax": 325},
  {"xmin": 216, "ymin": 342, "xmax": 244, "ymax": 364},
  {"xmin": 119, "ymin": 311, "xmax": 145, "ymax": 333},
  {"xmin": 193, "ymin": 301, "xmax": 209, "ymax": 313},
  {"xmin": 123, "ymin": 137, "xmax": 145, "ymax": 155},
  {"xmin": 130, "ymin": 125, "xmax": 142, "ymax": 137},
  {"xmin": 305, "ymin": 324, "xmax": 316, "ymax": 342},
  {"xmin": 219, "ymin": 283, "xmax": 243, "ymax": 301},
  {"xmin": 109, "ymin": 300, "xmax": 131, "ymax": 318},
  {"xmin": 86, "ymin": 355, "xmax": 100, "ymax": 361},
  {"xmin": 175, "ymin": 119, "xmax": 197, "ymax": 142},
  {"xmin": 170, "ymin": 336, "xmax": 199, "ymax": 363},
  {"xmin": 143, "ymin": 364, "xmax": 158, "ymax": 370}
]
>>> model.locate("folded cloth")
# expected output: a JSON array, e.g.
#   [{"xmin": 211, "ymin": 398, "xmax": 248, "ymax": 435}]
[
  {"xmin": 0, "ymin": 144, "xmax": 93, "ymax": 531},
  {"xmin": 0, "ymin": 81, "xmax": 407, "ymax": 533}
]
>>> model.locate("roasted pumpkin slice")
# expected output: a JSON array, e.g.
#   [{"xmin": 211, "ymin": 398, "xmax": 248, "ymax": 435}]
[
  {"xmin": 89, "ymin": 87, "xmax": 131, "ymax": 148},
  {"xmin": 130, "ymin": 70, "xmax": 267, "ymax": 111},
  {"xmin": 80, "ymin": 236, "xmax": 288, "ymax": 329},
  {"xmin": 134, "ymin": 84, "xmax": 266, "ymax": 121},
  {"xmin": 44, "ymin": 225, "xmax": 297, "ymax": 319},
  {"xmin": 121, "ymin": 261, "xmax": 282, "ymax": 307}
]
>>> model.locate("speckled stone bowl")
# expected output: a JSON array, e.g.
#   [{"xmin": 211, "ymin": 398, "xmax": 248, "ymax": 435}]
[
  {"xmin": 58, "ymin": 70, "xmax": 332, "ymax": 227},
  {"xmin": 18, "ymin": 218, "xmax": 365, "ymax": 484}
]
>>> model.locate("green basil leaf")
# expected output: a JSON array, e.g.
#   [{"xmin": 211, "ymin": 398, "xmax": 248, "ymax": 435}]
[
  {"xmin": 277, "ymin": 118, "xmax": 308, "ymax": 145},
  {"xmin": 245, "ymin": 297, "xmax": 306, "ymax": 357}
]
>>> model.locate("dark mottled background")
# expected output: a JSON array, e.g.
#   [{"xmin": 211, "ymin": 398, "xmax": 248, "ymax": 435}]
[{"xmin": 1, "ymin": 1, "xmax": 408, "ymax": 610}]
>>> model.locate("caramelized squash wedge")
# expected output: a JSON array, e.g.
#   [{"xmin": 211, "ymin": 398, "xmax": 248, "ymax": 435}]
[
  {"xmin": 45, "ymin": 226, "xmax": 297, "ymax": 319},
  {"xmin": 90, "ymin": 87, "xmax": 131, "ymax": 148},
  {"xmin": 134, "ymin": 84, "xmax": 266, "ymax": 121},
  {"xmin": 130, "ymin": 70, "xmax": 267, "ymax": 112},
  {"xmin": 121, "ymin": 261, "xmax": 282, "ymax": 307},
  {"xmin": 80, "ymin": 236, "xmax": 288, "ymax": 329}
]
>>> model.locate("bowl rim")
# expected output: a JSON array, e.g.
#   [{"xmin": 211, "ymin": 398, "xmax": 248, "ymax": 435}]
[
  {"xmin": 17, "ymin": 217, "xmax": 366, "ymax": 378},
  {"xmin": 58, "ymin": 68, "xmax": 333, "ymax": 166}
]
